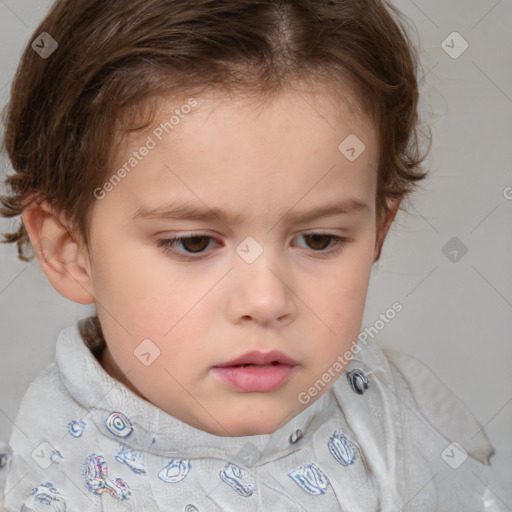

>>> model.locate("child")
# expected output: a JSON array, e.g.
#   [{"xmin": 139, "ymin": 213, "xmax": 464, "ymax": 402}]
[{"xmin": 0, "ymin": 0, "xmax": 503, "ymax": 510}]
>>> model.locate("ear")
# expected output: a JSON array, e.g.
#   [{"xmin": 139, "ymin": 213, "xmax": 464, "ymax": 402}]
[
  {"xmin": 373, "ymin": 197, "xmax": 402, "ymax": 263},
  {"xmin": 21, "ymin": 198, "xmax": 95, "ymax": 304}
]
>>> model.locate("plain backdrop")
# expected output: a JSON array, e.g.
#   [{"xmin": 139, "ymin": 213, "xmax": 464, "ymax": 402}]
[{"xmin": 1, "ymin": 0, "xmax": 511, "ymax": 504}]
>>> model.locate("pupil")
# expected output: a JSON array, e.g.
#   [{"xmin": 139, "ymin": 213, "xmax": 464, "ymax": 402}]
[
  {"xmin": 306, "ymin": 234, "xmax": 329, "ymax": 250},
  {"xmin": 183, "ymin": 236, "xmax": 209, "ymax": 253}
]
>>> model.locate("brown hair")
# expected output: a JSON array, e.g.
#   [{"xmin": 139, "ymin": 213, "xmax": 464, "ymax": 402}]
[{"xmin": 1, "ymin": 0, "xmax": 430, "ymax": 264}]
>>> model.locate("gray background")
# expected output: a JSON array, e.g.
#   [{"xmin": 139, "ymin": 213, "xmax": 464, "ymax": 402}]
[{"xmin": 0, "ymin": 0, "xmax": 511, "ymax": 505}]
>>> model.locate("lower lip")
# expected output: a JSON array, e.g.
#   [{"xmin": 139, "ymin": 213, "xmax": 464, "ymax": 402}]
[{"xmin": 212, "ymin": 364, "xmax": 295, "ymax": 392}]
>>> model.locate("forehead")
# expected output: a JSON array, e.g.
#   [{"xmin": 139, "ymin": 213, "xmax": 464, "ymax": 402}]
[
  {"xmin": 100, "ymin": 83, "xmax": 378, "ymax": 225},
  {"xmin": 116, "ymin": 79, "xmax": 375, "ymax": 155}
]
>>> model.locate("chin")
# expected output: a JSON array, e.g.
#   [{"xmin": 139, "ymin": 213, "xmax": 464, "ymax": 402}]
[{"xmin": 220, "ymin": 413, "xmax": 286, "ymax": 437}]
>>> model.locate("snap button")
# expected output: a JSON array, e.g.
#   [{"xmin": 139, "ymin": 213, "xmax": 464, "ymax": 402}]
[
  {"xmin": 346, "ymin": 369, "xmax": 369, "ymax": 395},
  {"xmin": 289, "ymin": 429, "xmax": 303, "ymax": 444}
]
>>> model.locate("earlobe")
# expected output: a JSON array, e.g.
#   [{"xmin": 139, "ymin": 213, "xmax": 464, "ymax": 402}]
[
  {"xmin": 21, "ymin": 199, "xmax": 95, "ymax": 304},
  {"xmin": 373, "ymin": 198, "xmax": 401, "ymax": 262}
]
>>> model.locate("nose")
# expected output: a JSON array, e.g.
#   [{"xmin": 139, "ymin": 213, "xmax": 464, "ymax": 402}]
[{"xmin": 227, "ymin": 249, "xmax": 297, "ymax": 327}]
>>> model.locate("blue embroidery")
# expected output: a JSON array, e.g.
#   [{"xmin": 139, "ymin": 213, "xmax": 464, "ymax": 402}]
[
  {"xmin": 83, "ymin": 453, "xmax": 131, "ymax": 500},
  {"xmin": 68, "ymin": 419, "xmax": 86, "ymax": 437},
  {"xmin": 288, "ymin": 462, "xmax": 329, "ymax": 495},
  {"xmin": 50, "ymin": 449, "xmax": 63, "ymax": 464},
  {"xmin": 105, "ymin": 412, "xmax": 133, "ymax": 438},
  {"xmin": 219, "ymin": 462, "xmax": 255, "ymax": 497},
  {"xmin": 328, "ymin": 431, "xmax": 355, "ymax": 466},
  {"xmin": 29, "ymin": 482, "xmax": 64, "ymax": 505},
  {"xmin": 115, "ymin": 446, "xmax": 147, "ymax": 475},
  {"xmin": 158, "ymin": 458, "xmax": 191, "ymax": 483}
]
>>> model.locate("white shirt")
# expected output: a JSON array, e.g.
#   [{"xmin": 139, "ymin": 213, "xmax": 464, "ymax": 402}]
[{"xmin": 0, "ymin": 317, "xmax": 504, "ymax": 511}]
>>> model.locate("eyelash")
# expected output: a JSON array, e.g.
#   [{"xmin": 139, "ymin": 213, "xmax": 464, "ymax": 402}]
[{"xmin": 156, "ymin": 232, "xmax": 348, "ymax": 261}]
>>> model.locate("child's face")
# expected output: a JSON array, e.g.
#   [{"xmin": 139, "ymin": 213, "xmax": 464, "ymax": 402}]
[{"xmin": 79, "ymin": 85, "xmax": 389, "ymax": 436}]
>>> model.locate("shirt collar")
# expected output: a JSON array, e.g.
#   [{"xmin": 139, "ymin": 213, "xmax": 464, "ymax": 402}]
[{"xmin": 56, "ymin": 317, "xmax": 342, "ymax": 464}]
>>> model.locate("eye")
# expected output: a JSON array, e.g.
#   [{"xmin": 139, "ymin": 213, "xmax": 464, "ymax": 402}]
[
  {"xmin": 157, "ymin": 233, "xmax": 216, "ymax": 259},
  {"xmin": 156, "ymin": 232, "xmax": 348, "ymax": 260},
  {"xmin": 301, "ymin": 233, "xmax": 348, "ymax": 255}
]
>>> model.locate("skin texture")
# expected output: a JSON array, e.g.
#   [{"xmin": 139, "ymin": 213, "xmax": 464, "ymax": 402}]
[{"xmin": 22, "ymin": 84, "xmax": 400, "ymax": 436}]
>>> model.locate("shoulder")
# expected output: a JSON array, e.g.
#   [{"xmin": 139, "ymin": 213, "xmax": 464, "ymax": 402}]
[
  {"xmin": 9, "ymin": 362, "xmax": 69, "ymax": 441},
  {"xmin": 383, "ymin": 348, "xmax": 494, "ymax": 466},
  {"xmin": 2, "ymin": 363, "xmax": 71, "ymax": 511}
]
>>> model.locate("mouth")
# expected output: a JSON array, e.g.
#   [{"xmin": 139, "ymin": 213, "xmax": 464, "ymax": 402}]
[
  {"xmin": 212, "ymin": 350, "xmax": 297, "ymax": 392},
  {"xmin": 214, "ymin": 350, "xmax": 297, "ymax": 368},
  {"xmin": 230, "ymin": 361, "xmax": 281, "ymax": 368}
]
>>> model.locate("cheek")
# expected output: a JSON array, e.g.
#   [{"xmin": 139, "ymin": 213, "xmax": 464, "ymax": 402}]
[
  {"xmin": 89, "ymin": 234, "xmax": 180, "ymax": 336},
  {"xmin": 310, "ymin": 245, "xmax": 374, "ymax": 351}
]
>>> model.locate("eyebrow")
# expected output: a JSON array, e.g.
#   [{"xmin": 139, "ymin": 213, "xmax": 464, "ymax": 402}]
[{"xmin": 132, "ymin": 198, "xmax": 370, "ymax": 225}]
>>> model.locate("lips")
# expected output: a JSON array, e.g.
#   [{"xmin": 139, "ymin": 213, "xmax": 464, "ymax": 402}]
[
  {"xmin": 212, "ymin": 350, "xmax": 297, "ymax": 392},
  {"xmin": 214, "ymin": 350, "xmax": 297, "ymax": 368}
]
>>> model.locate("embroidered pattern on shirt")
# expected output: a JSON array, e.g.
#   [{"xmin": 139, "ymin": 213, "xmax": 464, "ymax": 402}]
[
  {"xmin": 28, "ymin": 481, "xmax": 65, "ymax": 505},
  {"xmin": 219, "ymin": 462, "xmax": 255, "ymax": 497},
  {"xmin": 158, "ymin": 458, "xmax": 191, "ymax": 483},
  {"xmin": 115, "ymin": 446, "xmax": 147, "ymax": 475},
  {"xmin": 83, "ymin": 453, "xmax": 131, "ymax": 500},
  {"xmin": 346, "ymin": 368, "xmax": 369, "ymax": 395},
  {"xmin": 67, "ymin": 419, "xmax": 86, "ymax": 437},
  {"xmin": 50, "ymin": 449, "xmax": 63, "ymax": 465},
  {"xmin": 288, "ymin": 462, "xmax": 329, "ymax": 495},
  {"xmin": 328, "ymin": 431, "xmax": 355, "ymax": 466},
  {"xmin": 289, "ymin": 429, "xmax": 303, "ymax": 444},
  {"xmin": 105, "ymin": 411, "xmax": 133, "ymax": 438}
]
